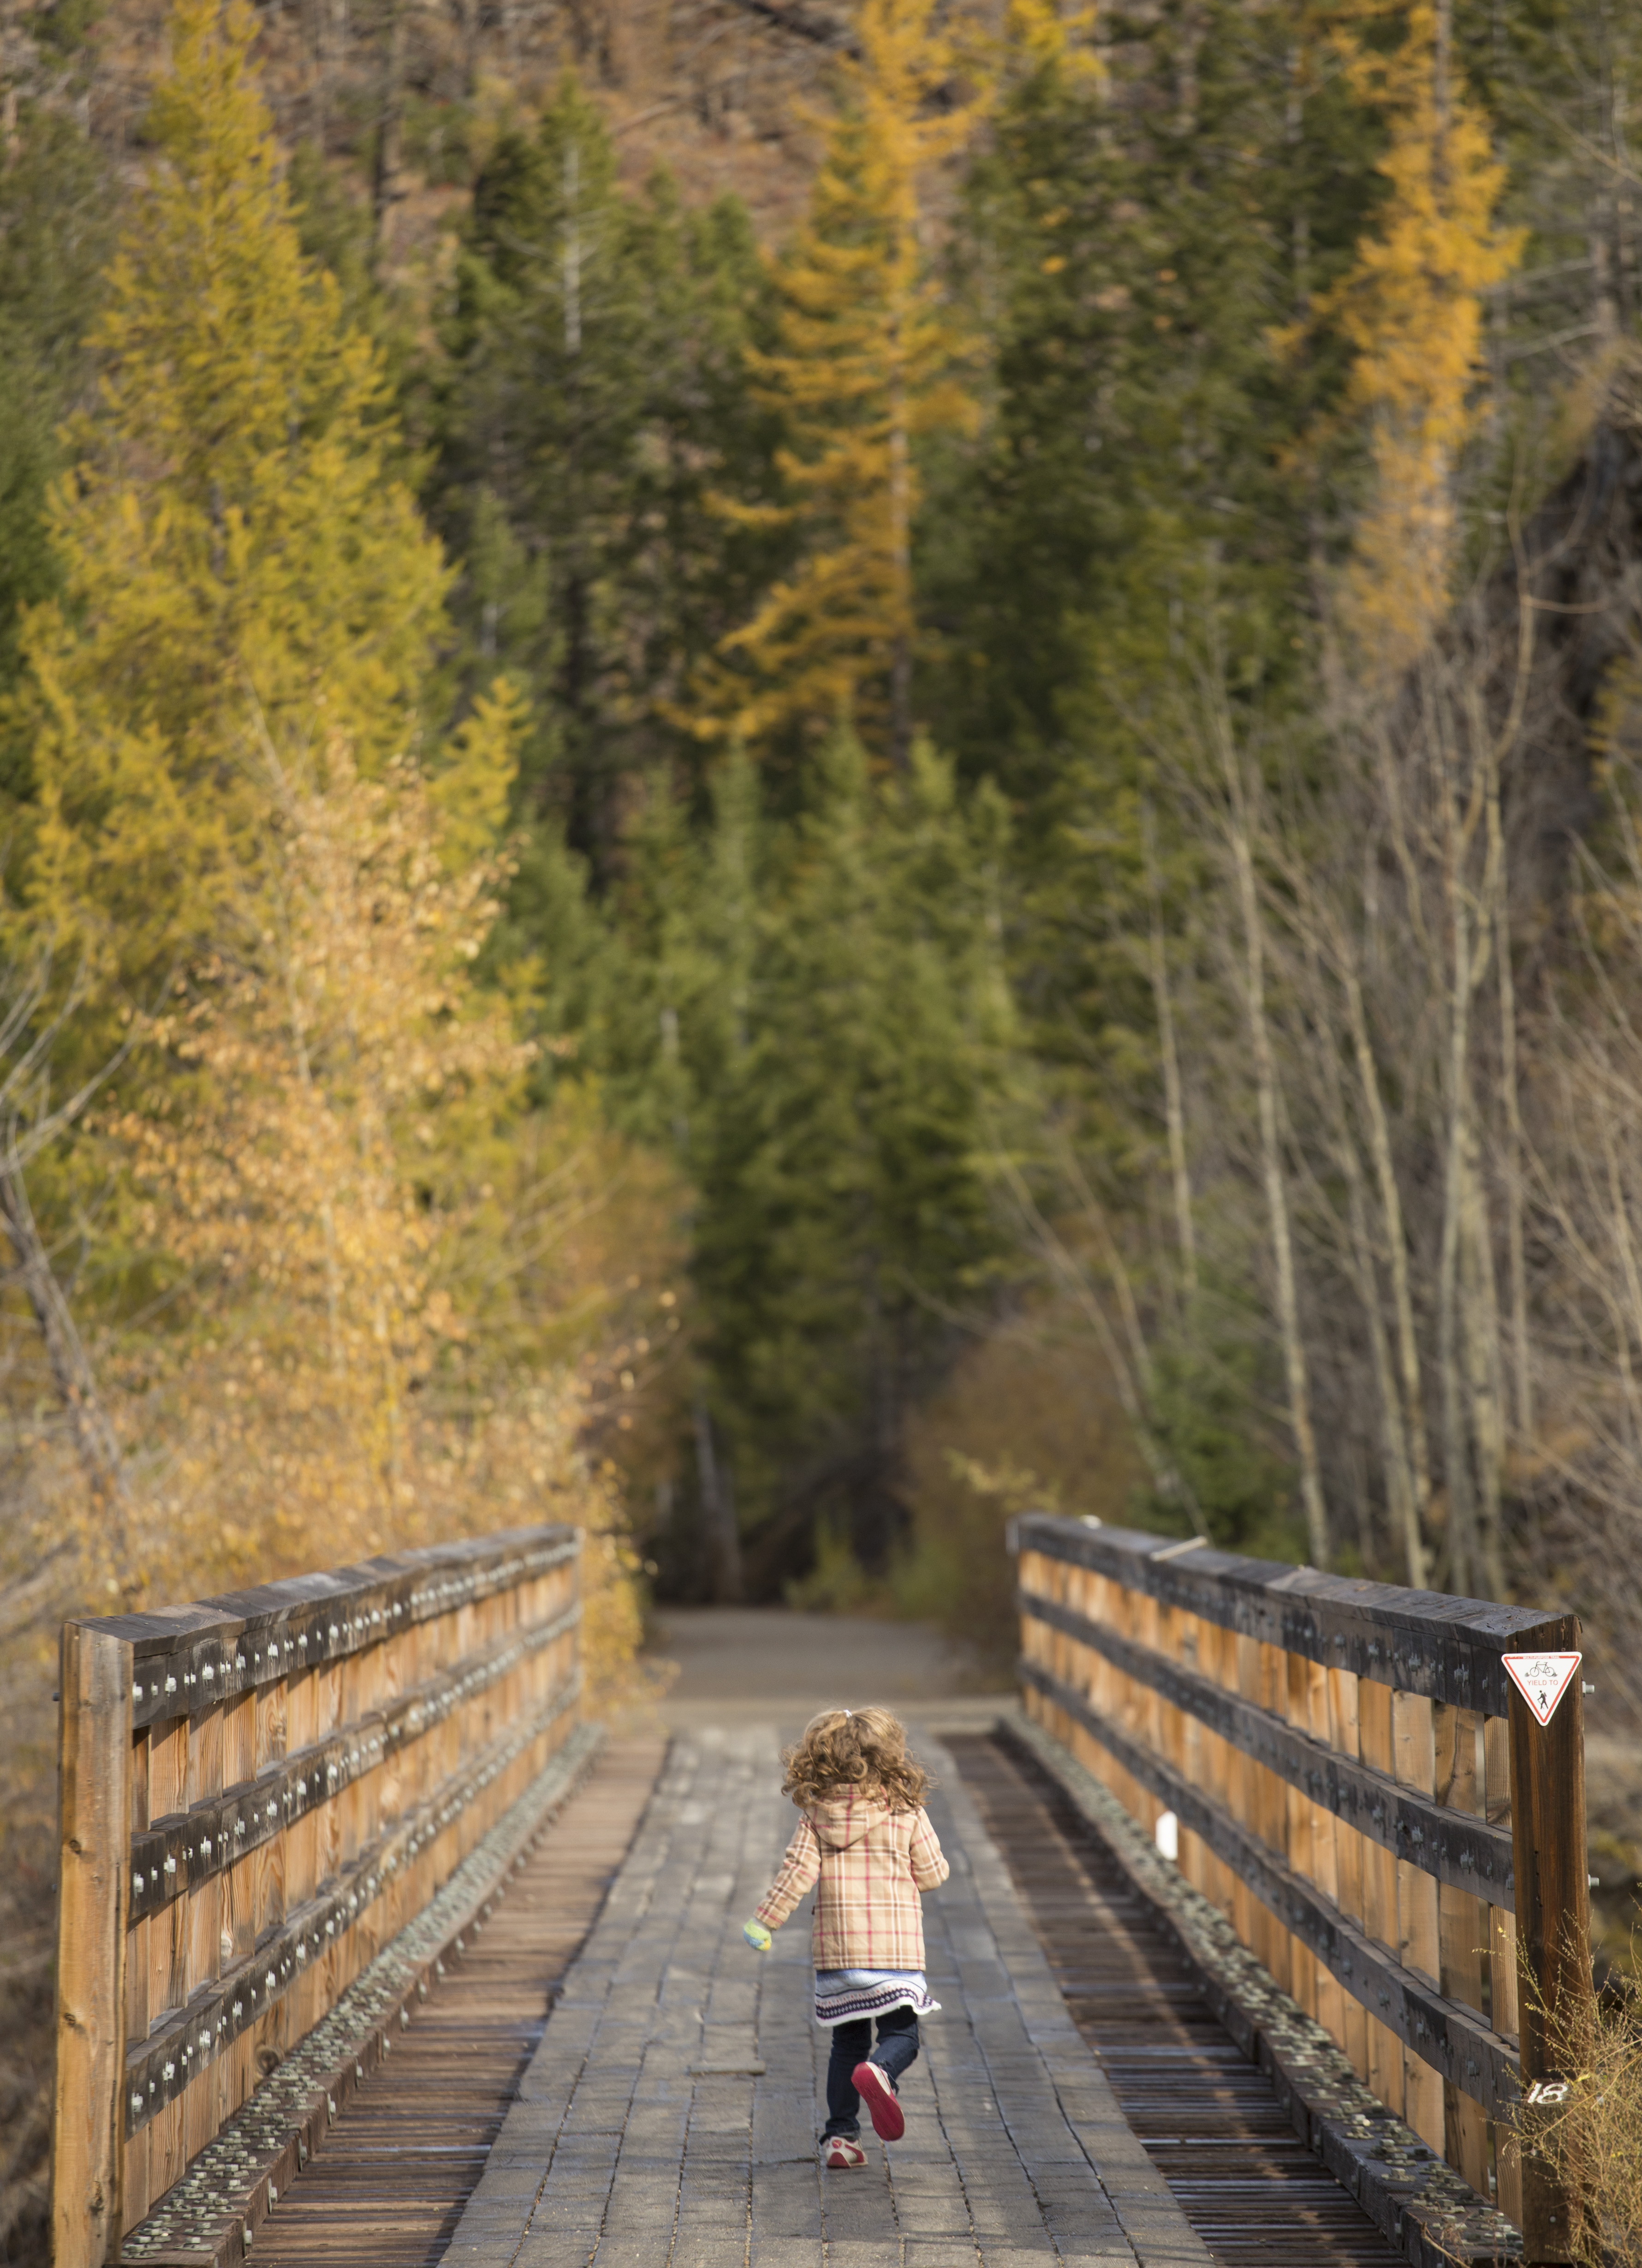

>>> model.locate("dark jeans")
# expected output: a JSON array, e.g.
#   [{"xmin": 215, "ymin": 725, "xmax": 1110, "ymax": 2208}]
[{"xmin": 822, "ymin": 2006, "xmax": 920, "ymax": 2139}]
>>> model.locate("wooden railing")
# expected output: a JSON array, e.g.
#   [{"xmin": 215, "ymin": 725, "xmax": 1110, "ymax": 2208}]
[
  {"xmin": 53, "ymin": 1523, "xmax": 583, "ymax": 2268},
  {"xmin": 1016, "ymin": 1514, "xmax": 1593, "ymax": 2262}
]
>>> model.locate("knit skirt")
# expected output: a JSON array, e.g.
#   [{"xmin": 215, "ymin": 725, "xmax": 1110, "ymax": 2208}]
[{"xmin": 812, "ymin": 1968, "xmax": 941, "ymax": 2026}]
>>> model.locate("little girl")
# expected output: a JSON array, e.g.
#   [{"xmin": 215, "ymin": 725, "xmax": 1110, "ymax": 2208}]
[{"xmin": 744, "ymin": 1707, "xmax": 949, "ymax": 2169}]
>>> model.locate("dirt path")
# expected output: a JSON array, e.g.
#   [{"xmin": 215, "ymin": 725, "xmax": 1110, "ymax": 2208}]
[{"xmin": 645, "ymin": 1605, "xmax": 1011, "ymax": 1733}]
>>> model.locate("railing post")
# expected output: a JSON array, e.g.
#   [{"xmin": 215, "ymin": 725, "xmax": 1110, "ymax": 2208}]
[
  {"xmin": 53, "ymin": 1619, "xmax": 133, "ymax": 2268},
  {"xmin": 1506, "ymin": 1612, "xmax": 1591, "ymax": 2266}
]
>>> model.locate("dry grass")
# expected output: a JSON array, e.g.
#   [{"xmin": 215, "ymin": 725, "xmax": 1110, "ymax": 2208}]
[
  {"xmin": 0, "ymin": 1827, "xmax": 55, "ymax": 2268},
  {"xmin": 1522, "ymin": 1924, "xmax": 1642, "ymax": 2266},
  {"xmin": 892, "ymin": 1313, "xmax": 1143, "ymax": 1677}
]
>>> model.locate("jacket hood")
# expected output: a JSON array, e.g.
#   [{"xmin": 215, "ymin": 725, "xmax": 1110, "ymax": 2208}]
[{"xmin": 807, "ymin": 1792, "xmax": 891, "ymax": 1850}]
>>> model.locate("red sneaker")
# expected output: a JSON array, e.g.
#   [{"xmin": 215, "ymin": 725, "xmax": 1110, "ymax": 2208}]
[
  {"xmin": 852, "ymin": 2060, "xmax": 905, "ymax": 2142},
  {"xmin": 822, "ymin": 2137, "xmax": 867, "ymax": 2169}
]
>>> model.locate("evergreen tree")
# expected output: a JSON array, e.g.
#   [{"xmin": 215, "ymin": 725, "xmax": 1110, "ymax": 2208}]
[
  {"xmin": 12, "ymin": 0, "xmax": 452, "ymax": 1004},
  {"xmin": 588, "ymin": 752, "xmax": 763, "ymax": 1158},
  {"xmin": 932, "ymin": 0, "xmax": 1385, "ymax": 805},
  {"xmin": 1456, "ymin": 0, "xmax": 1641, "ymax": 365},
  {"xmin": 437, "ymin": 78, "xmax": 779, "ymax": 878},
  {"xmin": 0, "ymin": 109, "xmax": 114, "ymax": 750},
  {"xmin": 1322, "ymin": 0, "xmax": 1523, "ymax": 665},
  {"xmin": 696, "ymin": 0, "xmax": 982, "ymax": 765},
  {"xmin": 695, "ymin": 737, "xmax": 1013, "ymax": 1570},
  {"xmin": 576, "ymin": 740, "xmax": 1016, "ymax": 1583}
]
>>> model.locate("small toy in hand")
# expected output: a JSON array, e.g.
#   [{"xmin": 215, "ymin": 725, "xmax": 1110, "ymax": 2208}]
[{"xmin": 743, "ymin": 1917, "xmax": 773, "ymax": 1952}]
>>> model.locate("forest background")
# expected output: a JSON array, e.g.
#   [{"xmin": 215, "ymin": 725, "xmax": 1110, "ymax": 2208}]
[{"xmin": 3, "ymin": 0, "xmax": 1642, "ymax": 2244}]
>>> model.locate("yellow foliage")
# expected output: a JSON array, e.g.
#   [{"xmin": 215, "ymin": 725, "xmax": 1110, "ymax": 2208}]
[
  {"xmin": 1322, "ymin": 0, "xmax": 1523, "ymax": 668},
  {"xmin": 432, "ymin": 679, "xmax": 535, "ymax": 871},
  {"xmin": 12, "ymin": 0, "xmax": 450, "ymax": 998},
  {"xmin": 95, "ymin": 736, "xmax": 518, "ymax": 1585},
  {"xmin": 1004, "ymin": 0, "xmax": 1103, "ymax": 86},
  {"xmin": 1, "ymin": 0, "xmax": 658, "ymax": 1690},
  {"xmin": 693, "ymin": 0, "xmax": 984, "ymax": 751}
]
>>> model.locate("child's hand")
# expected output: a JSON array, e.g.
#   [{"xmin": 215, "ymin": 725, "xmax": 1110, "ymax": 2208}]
[{"xmin": 742, "ymin": 1917, "xmax": 773, "ymax": 1952}]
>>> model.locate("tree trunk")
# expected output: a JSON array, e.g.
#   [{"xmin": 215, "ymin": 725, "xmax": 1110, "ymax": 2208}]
[
  {"xmin": 1458, "ymin": 1126, "xmax": 1506, "ymax": 1597},
  {"xmin": 371, "ymin": 0, "xmax": 408, "ymax": 251},
  {"xmin": 1342, "ymin": 961, "xmax": 1432, "ymax": 1581},
  {"xmin": 1220, "ymin": 728, "xmax": 1329, "ymax": 1567},
  {"xmin": 1297, "ymin": 919, "xmax": 1423, "ymax": 1584},
  {"xmin": 0, "ymin": 1144, "xmax": 131, "ymax": 1561},
  {"xmin": 1144, "ymin": 799, "xmax": 1196, "ymax": 1299},
  {"xmin": 1485, "ymin": 701, "xmax": 1533, "ymax": 1448},
  {"xmin": 693, "ymin": 1392, "xmax": 743, "ymax": 1602},
  {"xmin": 1436, "ymin": 731, "xmax": 1480, "ymax": 1596}
]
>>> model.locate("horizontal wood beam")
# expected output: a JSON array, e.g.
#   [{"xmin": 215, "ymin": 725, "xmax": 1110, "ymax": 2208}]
[
  {"xmin": 127, "ymin": 1600, "xmax": 580, "ymax": 1924},
  {"xmin": 1019, "ymin": 1588, "xmax": 1515, "ymax": 1905},
  {"xmin": 1017, "ymin": 1516, "xmax": 1564, "ymax": 1716},
  {"xmin": 1020, "ymin": 1658, "xmax": 1520, "ymax": 2120},
  {"xmin": 88, "ymin": 1525, "xmax": 577, "ymax": 1732}
]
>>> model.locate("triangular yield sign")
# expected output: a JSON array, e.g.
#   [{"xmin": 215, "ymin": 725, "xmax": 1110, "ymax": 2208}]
[{"xmin": 1502, "ymin": 1651, "xmax": 1582, "ymax": 1728}]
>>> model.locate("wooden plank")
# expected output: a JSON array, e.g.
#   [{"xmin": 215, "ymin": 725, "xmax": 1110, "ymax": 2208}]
[
  {"xmin": 131, "ymin": 1725, "xmax": 150, "ymax": 1833},
  {"xmin": 127, "ymin": 1732, "xmax": 153, "ymax": 2050},
  {"xmin": 223, "ymin": 1690, "xmax": 256, "ymax": 1786},
  {"xmin": 1435, "ymin": 1704, "xmax": 1490, "ymax": 2199},
  {"xmin": 1392, "ymin": 1690, "xmax": 1444, "ymax": 2151},
  {"xmin": 120, "ymin": 2116, "xmax": 150, "ymax": 2237},
  {"xmin": 1257, "ymin": 1642, "xmax": 1291, "ymax": 1990},
  {"xmin": 1285, "ymin": 1651, "xmax": 1319, "ymax": 2020},
  {"xmin": 1231, "ymin": 1634, "xmax": 1260, "ymax": 1962},
  {"xmin": 148, "ymin": 1714, "xmax": 186, "ymax": 1823},
  {"xmin": 285, "ymin": 1670, "xmax": 319, "ymax": 1908},
  {"xmin": 1509, "ymin": 1623, "xmax": 1590, "ymax": 2264},
  {"xmin": 256, "ymin": 1671, "xmax": 287, "ymax": 1773},
  {"xmin": 125, "ymin": 1913, "xmax": 150, "ymax": 2053},
  {"xmin": 1327, "ymin": 1665, "xmax": 1369, "ymax": 2083},
  {"xmin": 52, "ymin": 1620, "xmax": 134, "ymax": 2268},
  {"xmin": 1307, "ymin": 1655, "xmax": 1345, "ymax": 2050},
  {"xmin": 1483, "ymin": 1712, "xmax": 1522, "ymax": 2230}
]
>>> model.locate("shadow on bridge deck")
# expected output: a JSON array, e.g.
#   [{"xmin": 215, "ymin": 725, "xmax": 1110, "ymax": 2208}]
[{"xmin": 243, "ymin": 1610, "xmax": 1410, "ymax": 2268}]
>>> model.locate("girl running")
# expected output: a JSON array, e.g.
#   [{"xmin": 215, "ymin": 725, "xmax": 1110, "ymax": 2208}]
[{"xmin": 743, "ymin": 1707, "xmax": 949, "ymax": 2168}]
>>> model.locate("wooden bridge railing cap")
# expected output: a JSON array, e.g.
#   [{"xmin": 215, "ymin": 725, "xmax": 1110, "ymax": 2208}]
[
  {"xmin": 1014, "ymin": 1511, "xmax": 1574, "ymax": 1719},
  {"xmin": 82, "ymin": 1524, "xmax": 579, "ymax": 1731}
]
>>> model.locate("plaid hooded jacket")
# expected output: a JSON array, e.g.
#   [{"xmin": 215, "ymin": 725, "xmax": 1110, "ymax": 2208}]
[{"xmin": 754, "ymin": 1791, "xmax": 950, "ymax": 1969}]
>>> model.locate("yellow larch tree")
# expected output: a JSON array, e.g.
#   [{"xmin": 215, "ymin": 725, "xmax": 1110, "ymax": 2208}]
[
  {"xmin": 1, "ymin": 0, "xmax": 657, "ymax": 1698},
  {"xmin": 698, "ymin": 0, "xmax": 984, "ymax": 761},
  {"xmin": 1325, "ymin": 0, "xmax": 1523, "ymax": 668},
  {"xmin": 12, "ymin": 0, "xmax": 451, "ymax": 1011},
  {"xmin": 102, "ymin": 725, "xmax": 528, "ymax": 1587}
]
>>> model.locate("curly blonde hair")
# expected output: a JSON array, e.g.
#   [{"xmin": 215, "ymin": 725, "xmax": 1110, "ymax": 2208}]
[{"xmin": 780, "ymin": 1707, "xmax": 932, "ymax": 1812}]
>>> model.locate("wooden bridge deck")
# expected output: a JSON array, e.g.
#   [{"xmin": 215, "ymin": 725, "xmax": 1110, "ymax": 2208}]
[
  {"xmin": 241, "ymin": 1713, "xmax": 1414, "ymax": 2268},
  {"xmin": 249, "ymin": 1740, "xmax": 664, "ymax": 2268},
  {"xmin": 951, "ymin": 1735, "xmax": 1403, "ymax": 2268}
]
